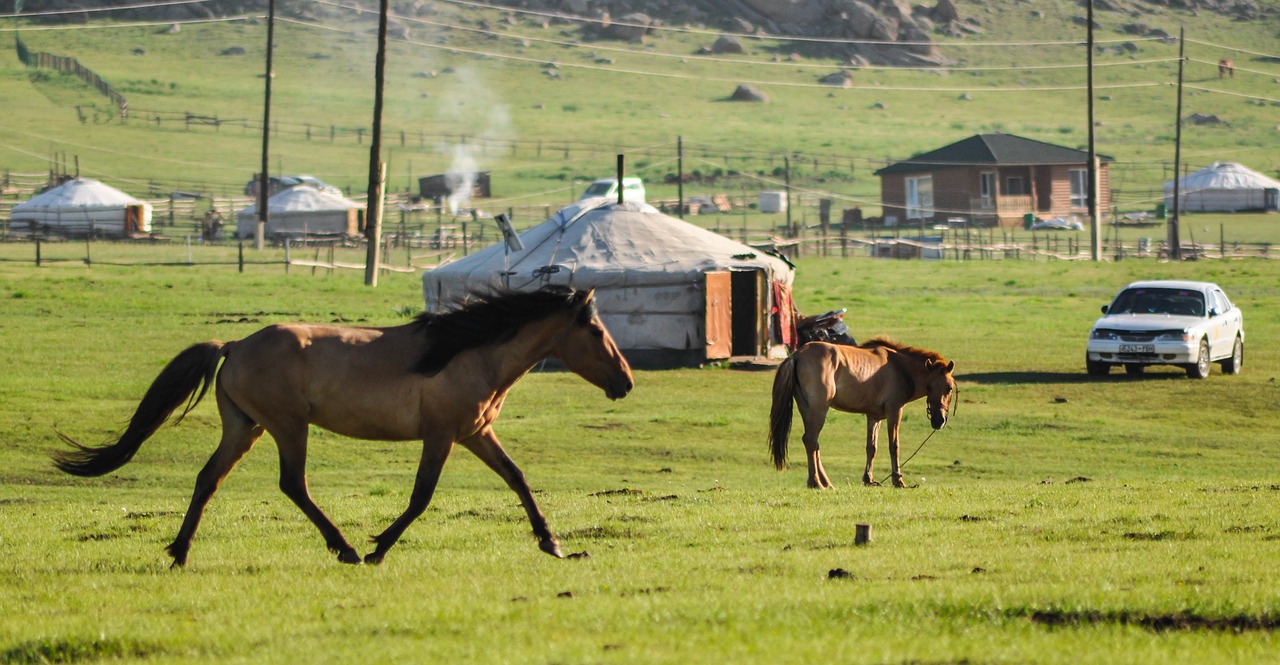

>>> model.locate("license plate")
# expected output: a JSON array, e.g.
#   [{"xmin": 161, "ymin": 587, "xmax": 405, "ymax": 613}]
[{"xmin": 1119, "ymin": 344, "xmax": 1155, "ymax": 353}]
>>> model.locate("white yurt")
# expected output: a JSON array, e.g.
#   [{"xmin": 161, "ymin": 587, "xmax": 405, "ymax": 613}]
[
  {"xmin": 1163, "ymin": 162, "xmax": 1280, "ymax": 213},
  {"xmin": 9, "ymin": 178, "xmax": 152, "ymax": 236},
  {"xmin": 235, "ymin": 185, "xmax": 361, "ymax": 239},
  {"xmin": 422, "ymin": 198, "xmax": 797, "ymax": 367}
]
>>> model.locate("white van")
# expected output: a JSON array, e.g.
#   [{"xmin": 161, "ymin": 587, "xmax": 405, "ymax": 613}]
[{"xmin": 580, "ymin": 177, "xmax": 645, "ymax": 203}]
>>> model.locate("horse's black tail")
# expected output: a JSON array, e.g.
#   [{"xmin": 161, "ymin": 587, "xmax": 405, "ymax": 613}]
[
  {"xmin": 53, "ymin": 341, "xmax": 228, "ymax": 477},
  {"xmin": 768, "ymin": 353, "xmax": 798, "ymax": 470}
]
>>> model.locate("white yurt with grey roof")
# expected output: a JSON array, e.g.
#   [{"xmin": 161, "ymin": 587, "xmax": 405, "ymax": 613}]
[
  {"xmin": 235, "ymin": 185, "xmax": 361, "ymax": 239},
  {"xmin": 1163, "ymin": 162, "xmax": 1280, "ymax": 212},
  {"xmin": 422, "ymin": 199, "xmax": 796, "ymax": 367},
  {"xmin": 9, "ymin": 178, "xmax": 152, "ymax": 237}
]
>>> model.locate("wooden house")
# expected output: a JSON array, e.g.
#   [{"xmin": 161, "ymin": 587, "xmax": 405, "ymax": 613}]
[{"xmin": 875, "ymin": 133, "xmax": 1113, "ymax": 228}]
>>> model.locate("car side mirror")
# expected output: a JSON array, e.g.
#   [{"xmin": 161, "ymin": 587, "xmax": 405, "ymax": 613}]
[
  {"xmin": 1208, "ymin": 308, "xmax": 1219, "ymax": 317},
  {"xmin": 1100, "ymin": 305, "xmax": 1109, "ymax": 314}
]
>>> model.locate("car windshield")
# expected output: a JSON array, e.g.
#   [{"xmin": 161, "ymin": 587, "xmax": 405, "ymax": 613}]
[
  {"xmin": 582, "ymin": 182, "xmax": 614, "ymax": 196},
  {"xmin": 1109, "ymin": 287, "xmax": 1206, "ymax": 316}
]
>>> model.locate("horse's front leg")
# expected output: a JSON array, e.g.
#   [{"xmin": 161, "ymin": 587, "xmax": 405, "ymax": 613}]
[
  {"xmin": 887, "ymin": 408, "xmax": 907, "ymax": 488},
  {"xmin": 862, "ymin": 418, "xmax": 881, "ymax": 486},
  {"xmin": 365, "ymin": 436, "xmax": 454, "ymax": 565},
  {"xmin": 460, "ymin": 428, "xmax": 563, "ymax": 557}
]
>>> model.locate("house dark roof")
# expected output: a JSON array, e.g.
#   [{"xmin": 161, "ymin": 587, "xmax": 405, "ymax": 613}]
[{"xmin": 874, "ymin": 133, "xmax": 1114, "ymax": 176}]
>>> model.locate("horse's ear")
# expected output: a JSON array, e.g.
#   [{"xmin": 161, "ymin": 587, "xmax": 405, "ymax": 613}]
[
  {"xmin": 575, "ymin": 288, "xmax": 596, "ymax": 304},
  {"xmin": 945, "ymin": 360, "xmax": 955, "ymax": 373}
]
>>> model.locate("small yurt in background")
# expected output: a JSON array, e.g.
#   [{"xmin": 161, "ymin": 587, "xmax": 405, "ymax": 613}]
[
  {"xmin": 422, "ymin": 198, "xmax": 796, "ymax": 367},
  {"xmin": 1163, "ymin": 162, "xmax": 1280, "ymax": 213},
  {"xmin": 9, "ymin": 178, "xmax": 152, "ymax": 237},
  {"xmin": 235, "ymin": 185, "xmax": 361, "ymax": 239}
]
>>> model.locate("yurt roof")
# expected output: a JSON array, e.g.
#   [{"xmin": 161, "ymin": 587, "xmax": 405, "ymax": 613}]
[
  {"xmin": 424, "ymin": 198, "xmax": 794, "ymax": 293},
  {"xmin": 12, "ymin": 178, "xmax": 147, "ymax": 212},
  {"xmin": 238, "ymin": 185, "xmax": 362, "ymax": 216},
  {"xmin": 1164, "ymin": 162, "xmax": 1280, "ymax": 191}
]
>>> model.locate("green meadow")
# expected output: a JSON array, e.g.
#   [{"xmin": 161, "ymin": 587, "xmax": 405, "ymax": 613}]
[{"xmin": 1, "ymin": 253, "xmax": 1278, "ymax": 663}]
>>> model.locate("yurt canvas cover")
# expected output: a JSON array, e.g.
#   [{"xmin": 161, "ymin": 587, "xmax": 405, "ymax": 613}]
[
  {"xmin": 9, "ymin": 178, "xmax": 152, "ymax": 236},
  {"xmin": 235, "ymin": 185, "xmax": 361, "ymax": 238},
  {"xmin": 1163, "ymin": 162, "xmax": 1280, "ymax": 212},
  {"xmin": 422, "ymin": 199, "xmax": 796, "ymax": 367}
]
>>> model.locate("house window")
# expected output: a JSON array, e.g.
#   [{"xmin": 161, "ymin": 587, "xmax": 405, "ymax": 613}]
[
  {"xmin": 979, "ymin": 172, "xmax": 996, "ymax": 206},
  {"xmin": 906, "ymin": 175, "xmax": 933, "ymax": 220},
  {"xmin": 1005, "ymin": 175, "xmax": 1027, "ymax": 196},
  {"xmin": 1070, "ymin": 168, "xmax": 1089, "ymax": 208}
]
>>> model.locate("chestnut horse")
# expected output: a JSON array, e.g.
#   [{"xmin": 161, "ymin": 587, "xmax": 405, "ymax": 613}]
[
  {"xmin": 769, "ymin": 339, "xmax": 955, "ymax": 488},
  {"xmin": 1218, "ymin": 58, "xmax": 1234, "ymax": 78},
  {"xmin": 54, "ymin": 287, "xmax": 633, "ymax": 567}
]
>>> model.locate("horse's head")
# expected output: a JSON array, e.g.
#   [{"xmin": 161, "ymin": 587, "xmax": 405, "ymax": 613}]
[
  {"xmin": 553, "ymin": 289, "xmax": 633, "ymax": 400},
  {"xmin": 924, "ymin": 358, "xmax": 956, "ymax": 430}
]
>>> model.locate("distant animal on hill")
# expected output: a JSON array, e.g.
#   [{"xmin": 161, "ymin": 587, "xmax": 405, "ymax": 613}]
[
  {"xmin": 1218, "ymin": 58, "xmax": 1234, "ymax": 78},
  {"xmin": 53, "ymin": 287, "xmax": 633, "ymax": 567},
  {"xmin": 769, "ymin": 338, "xmax": 955, "ymax": 488}
]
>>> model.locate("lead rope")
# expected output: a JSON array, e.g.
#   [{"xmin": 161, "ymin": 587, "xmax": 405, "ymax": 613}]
[{"xmin": 898, "ymin": 384, "xmax": 958, "ymax": 482}]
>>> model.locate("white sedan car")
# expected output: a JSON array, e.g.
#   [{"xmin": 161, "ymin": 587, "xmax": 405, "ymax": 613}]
[{"xmin": 1086, "ymin": 280, "xmax": 1244, "ymax": 378}]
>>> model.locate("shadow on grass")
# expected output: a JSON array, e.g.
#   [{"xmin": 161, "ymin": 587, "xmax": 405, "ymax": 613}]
[{"xmin": 960, "ymin": 371, "xmax": 1187, "ymax": 385}]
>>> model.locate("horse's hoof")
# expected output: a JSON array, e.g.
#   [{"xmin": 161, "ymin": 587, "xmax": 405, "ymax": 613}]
[
  {"xmin": 892, "ymin": 476, "xmax": 907, "ymax": 489},
  {"xmin": 539, "ymin": 538, "xmax": 564, "ymax": 558},
  {"xmin": 337, "ymin": 549, "xmax": 363, "ymax": 565},
  {"xmin": 363, "ymin": 552, "xmax": 385, "ymax": 565}
]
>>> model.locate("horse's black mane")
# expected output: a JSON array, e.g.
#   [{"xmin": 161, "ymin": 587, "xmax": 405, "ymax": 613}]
[
  {"xmin": 860, "ymin": 337, "xmax": 948, "ymax": 364},
  {"xmin": 411, "ymin": 286, "xmax": 590, "ymax": 376}
]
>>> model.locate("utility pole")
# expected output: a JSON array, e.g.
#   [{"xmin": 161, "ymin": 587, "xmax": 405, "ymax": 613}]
[
  {"xmin": 1169, "ymin": 26, "xmax": 1186, "ymax": 261},
  {"xmin": 1086, "ymin": 0, "xmax": 1101, "ymax": 261},
  {"xmin": 256, "ymin": 0, "xmax": 275, "ymax": 252},
  {"xmin": 364, "ymin": 0, "xmax": 389, "ymax": 286},
  {"xmin": 677, "ymin": 135, "xmax": 684, "ymax": 219}
]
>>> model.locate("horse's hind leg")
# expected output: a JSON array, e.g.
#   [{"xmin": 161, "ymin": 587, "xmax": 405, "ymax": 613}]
[
  {"xmin": 272, "ymin": 420, "xmax": 361, "ymax": 564},
  {"xmin": 862, "ymin": 418, "xmax": 882, "ymax": 486},
  {"xmin": 798, "ymin": 406, "xmax": 833, "ymax": 489},
  {"xmin": 459, "ymin": 429, "xmax": 563, "ymax": 557},
  {"xmin": 167, "ymin": 387, "xmax": 263, "ymax": 568},
  {"xmin": 365, "ymin": 435, "xmax": 453, "ymax": 565}
]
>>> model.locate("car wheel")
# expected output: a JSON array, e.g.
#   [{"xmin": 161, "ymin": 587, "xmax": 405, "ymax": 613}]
[
  {"xmin": 1086, "ymin": 357, "xmax": 1111, "ymax": 376},
  {"xmin": 1185, "ymin": 338, "xmax": 1211, "ymax": 379},
  {"xmin": 1125, "ymin": 364, "xmax": 1145, "ymax": 375},
  {"xmin": 1221, "ymin": 336, "xmax": 1243, "ymax": 375}
]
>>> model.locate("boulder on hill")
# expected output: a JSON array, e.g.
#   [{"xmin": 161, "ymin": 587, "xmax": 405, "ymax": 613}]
[{"xmin": 729, "ymin": 85, "xmax": 768, "ymax": 102}]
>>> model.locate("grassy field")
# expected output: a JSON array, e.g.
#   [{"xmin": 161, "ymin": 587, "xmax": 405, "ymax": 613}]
[
  {"xmin": 2, "ymin": 0, "xmax": 1279, "ymax": 215},
  {"xmin": 1, "ymin": 253, "xmax": 1279, "ymax": 663}
]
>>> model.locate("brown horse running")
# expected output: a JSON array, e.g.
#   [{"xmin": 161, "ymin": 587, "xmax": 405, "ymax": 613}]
[
  {"xmin": 1218, "ymin": 58, "xmax": 1234, "ymax": 79},
  {"xmin": 769, "ymin": 339, "xmax": 955, "ymax": 488},
  {"xmin": 53, "ymin": 287, "xmax": 633, "ymax": 567}
]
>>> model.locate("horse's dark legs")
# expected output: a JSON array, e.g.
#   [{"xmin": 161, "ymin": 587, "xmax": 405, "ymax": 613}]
[
  {"xmin": 886, "ymin": 409, "xmax": 907, "ymax": 488},
  {"xmin": 460, "ymin": 429, "xmax": 563, "ymax": 557},
  {"xmin": 167, "ymin": 388, "xmax": 263, "ymax": 568},
  {"xmin": 364, "ymin": 438, "xmax": 453, "ymax": 565},
  {"xmin": 799, "ymin": 406, "xmax": 833, "ymax": 489},
  {"xmin": 862, "ymin": 418, "xmax": 881, "ymax": 486},
  {"xmin": 273, "ymin": 422, "xmax": 361, "ymax": 564}
]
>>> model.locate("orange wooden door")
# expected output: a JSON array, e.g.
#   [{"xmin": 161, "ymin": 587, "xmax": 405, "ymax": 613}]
[{"xmin": 705, "ymin": 271, "xmax": 732, "ymax": 360}]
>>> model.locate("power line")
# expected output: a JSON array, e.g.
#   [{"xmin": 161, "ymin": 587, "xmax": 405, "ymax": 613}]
[
  {"xmin": 1183, "ymin": 84, "xmax": 1280, "ymax": 104},
  {"xmin": 0, "ymin": 14, "xmax": 260, "ymax": 33},
  {"xmin": 433, "ymin": 0, "xmax": 1154, "ymax": 48},
  {"xmin": 317, "ymin": 0, "xmax": 1170, "ymax": 74},
  {"xmin": 279, "ymin": 16, "xmax": 1169, "ymax": 93},
  {"xmin": 1184, "ymin": 37, "xmax": 1280, "ymax": 61},
  {"xmin": 0, "ymin": 0, "xmax": 219, "ymax": 20}
]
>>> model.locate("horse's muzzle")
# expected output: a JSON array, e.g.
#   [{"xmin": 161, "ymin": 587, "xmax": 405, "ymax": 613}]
[{"xmin": 605, "ymin": 375, "xmax": 633, "ymax": 400}]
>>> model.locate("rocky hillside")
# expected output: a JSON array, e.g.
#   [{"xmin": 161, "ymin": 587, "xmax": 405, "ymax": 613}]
[{"xmin": 18, "ymin": 0, "xmax": 1272, "ymax": 67}]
